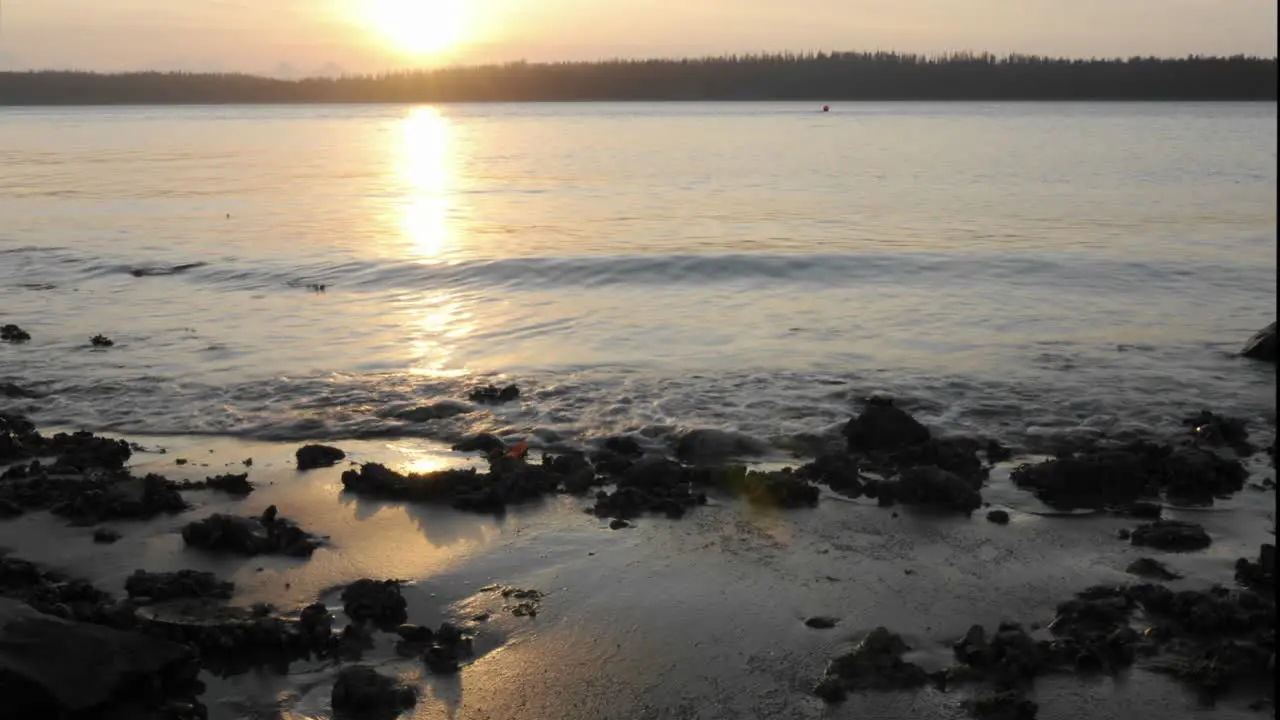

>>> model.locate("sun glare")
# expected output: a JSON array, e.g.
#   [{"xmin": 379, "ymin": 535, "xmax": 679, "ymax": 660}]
[{"xmin": 367, "ymin": 0, "xmax": 467, "ymax": 56}]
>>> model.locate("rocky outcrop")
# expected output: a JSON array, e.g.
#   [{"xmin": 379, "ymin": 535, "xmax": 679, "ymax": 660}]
[
  {"xmin": 0, "ymin": 597, "xmax": 201, "ymax": 718},
  {"xmin": 340, "ymin": 579, "xmax": 408, "ymax": 630},
  {"xmin": 125, "ymin": 569, "xmax": 234, "ymax": 602},
  {"xmin": 296, "ymin": 444, "xmax": 346, "ymax": 471},
  {"xmin": 181, "ymin": 509, "xmax": 323, "ymax": 557},
  {"xmin": 1240, "ymin": 321, "xmax": 1277, "ymax": 362},
  {"xmin": 1130, "ymin": 520, "xmax": 1212, "ymax": 552},
  {"xmin": 331, "ymin": 665, "xmax": 417, "ymax": 720}
]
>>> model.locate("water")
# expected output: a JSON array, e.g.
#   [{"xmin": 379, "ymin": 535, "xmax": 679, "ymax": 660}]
[{"xmin": 1, "ymin": 102, "xmax": 1276, "ymax": 452}]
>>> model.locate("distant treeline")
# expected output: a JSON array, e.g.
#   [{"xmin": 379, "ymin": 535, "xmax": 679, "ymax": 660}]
[{"xmin": 1, "ymin": 52, "xmax": 1275, "ymax": 105}]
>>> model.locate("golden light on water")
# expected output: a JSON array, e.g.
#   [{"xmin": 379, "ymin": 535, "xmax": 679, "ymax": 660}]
[
  {"xmin": 364, "ymin": 0, "xmax": 469, "ymax": 57},
  {"xmin": 399, "ymin": 106, "xmax": 454, "ymax": 260}
]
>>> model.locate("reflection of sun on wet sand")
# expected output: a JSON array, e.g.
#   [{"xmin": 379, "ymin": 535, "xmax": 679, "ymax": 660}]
[{"xmin": 0, "ymin": 359, "xmax": 1275, "ymax": 719}]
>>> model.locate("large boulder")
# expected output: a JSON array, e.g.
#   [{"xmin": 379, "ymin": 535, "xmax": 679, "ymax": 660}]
[
  {"xmin": 296, "ymin": 444, "xmax": 346, "ymax": 471},
  {"xmin": 844, "ymin": 399, "xmax": 932, "ymax": 452},
  {"xmin": 1240, "ymin": 321, "xmax": 1277, "ymax": 362},
  {"xmin": 0, "ymin": 597, "xmax": 199, "ymax": 716},
  {"xmin": 341, "ymin": 579, "xmax": 408, "ymax": 629}
]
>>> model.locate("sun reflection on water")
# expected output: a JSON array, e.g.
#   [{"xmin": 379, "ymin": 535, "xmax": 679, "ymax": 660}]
[{"xmin": 398, "ymin": 106, "xmax": 455, "ymax": 260}]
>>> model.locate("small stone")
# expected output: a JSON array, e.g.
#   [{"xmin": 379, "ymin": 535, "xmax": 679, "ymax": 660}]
[
  {"xmin": 987, "ymin": 510, "xmax": 1011, "ymax": 525},
  {"xmin": 89, "ymin": 334, "xmax": 114, "ymax": 347},
  {"xmin": 609, "ymin": 519, "xmax": 630, "ymax": 530},
  {"xmin": 805, "ymin": 616, "xmax": 839, "ymax": 629}
]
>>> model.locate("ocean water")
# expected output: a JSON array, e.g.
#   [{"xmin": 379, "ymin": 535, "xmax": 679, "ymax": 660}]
[{"xmin": 0, "ymin": 102, "xmax": 1275, "ymax": 454}]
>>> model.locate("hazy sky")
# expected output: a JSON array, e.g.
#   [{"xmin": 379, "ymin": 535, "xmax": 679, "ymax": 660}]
[{"xmin": 1, "ymin": 0, "xmax": 1275, "ymax": 74}]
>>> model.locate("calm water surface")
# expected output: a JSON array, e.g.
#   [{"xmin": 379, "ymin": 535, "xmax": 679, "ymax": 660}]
[{"xmin": 0, "ymin": 102, "xmax": 1275, "ymax": 450}]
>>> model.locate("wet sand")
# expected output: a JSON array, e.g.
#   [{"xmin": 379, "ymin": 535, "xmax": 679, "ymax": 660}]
[{"xmin": 1, "ymin": 430, "xmax": 1273, "ymax": 719}]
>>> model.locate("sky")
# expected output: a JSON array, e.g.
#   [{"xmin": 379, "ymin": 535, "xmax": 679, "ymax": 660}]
[{"xmin": 0, "ymin": 0, "xmax": 1275, "ymax": 75}]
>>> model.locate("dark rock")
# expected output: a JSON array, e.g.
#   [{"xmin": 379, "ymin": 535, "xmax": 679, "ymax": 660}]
[
  {"xmin": 603, "ymin": 436, "xmax": 644, "ymax": 457},
  {"xmin": 181, "ymin": 512, "xmax": 322, "ymax": 557},
  {"xmin": 609, "ymin": 518, "xmax": 630, "ymax": 530},
  {"xmin": 1, "ymin": 324, "xmax": 31, "ymax": 343},
  {"xmin": 395, "ymin": 624, "xmax": 433, "ymax": 644},
  {"xmin": 0, "ymin": 597, "xmax": 200, "ymax": 717},
  {"xmin": 2, "ymin": 467, "xmax": 187, "ymax": 525},
  {"xmin": 89, "ymin": 334, "xmax": 114, "ymax": 347},
  {"xmin": 468, "ymin": 384, "xmax": 520, "ymax": 405},
  {"xmin": 295, "ymin": 444, "xmax": 345, "ymax": 471},
  {"xmin": 812, "ymin": 675, "xmax": 846, "ymax": 703},
  {"xmin": 892, "ymin": 465, "xmax": 982, "ymax": 513},
  {"xmin": 714, "ymin": 466, "xmax": 820, "ymax": 508},
  {"xmin": 331, "ymin": 665, "xmax": 416, "ymax": 720},
  {"xmin": 299, "ymin": 603, "xmax": 333, "ymax": 640},
  {"xmin": 0, "ymin": 382, "xmax": 39, "ymax": 399},
  {"xmin": 964, "ymin": 691, "xmax": 1039, "ymax": 719},
  {"xmin": 987, "ymin": 510, "xmax": 1011, "ymax": 525},
  {"xmin": 1126, "ymin": 558, "xmax": 1182, "ymax": 581},
  {"xmin": 1240, "ymin": 321, "xmax": 1277, "ymax": 362},
  {"xmin": 1010, "ymin": 441, "xmax": 1245, "ymax": 510},
  {"xmin": 1235, "ymin": 544, "xmax": 1274, "ymax": 594},
  {"xmin": 125, "ymin": 569, "xmax": 234, "ymax": 602},
  {"xmin": 1131, "ymin": 520, "xmax": 1212, "ymax": 552},
  {"xmin": 797, "ymin": 453, "xmax": 864, "ymax": 498},
  {"xmin": 805, "ymin": 616, "xmax": 839, "ymax": 629},
  {"xmin": 451, "ymin": 433, "xmax": 506, "ymax": 455},
  {"xmin": 204, "ymin": 473, "xmax": 253, "ymax": 495},
  {"xmin": 423, "ymin": 644, "xmax": 460, "ymax": 674},
  {"xmin": 0, "ymin": 556, "xmax": 115, "ymax": 625},
  {"xmin": 1184, "ymin": 411, "xmax": 1254, "ymax": 455},
  {"xmin": 340, "ymin": 579, "xmax": 407, "ymax": 629},
  {"xmin": 822, "ymin": 627, "xmax": 928, "ymax": 692},
  {"xmin": 342, "ymin": 456, "xmax": 561, "ymax": 514},
  {"xmin": 92, "ymin": 527, "xmax": 122, "ymax": 544},
  {"xmin": 844, "ymin": 400, "xmax": 931, "ymax": 452},
  {"xmin": 1116, "ymin": 501, "xmax": 1162, "ymax": 519},
  {"xmin": 542, "ymin": 452, "xmax": 599, "ymax": 494},
  {"xmin": 260, "ymin": 505, "xmax": 278, "ymax": 524},
  {"xmin": 986, "ymin": 439, "xmax": 1013, "ymax": 463}
]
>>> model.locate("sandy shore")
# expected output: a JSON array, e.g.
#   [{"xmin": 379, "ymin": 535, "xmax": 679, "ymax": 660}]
[{"xmin": 0, "ymin": 421, "xmax": 1274, "ymax": 719}]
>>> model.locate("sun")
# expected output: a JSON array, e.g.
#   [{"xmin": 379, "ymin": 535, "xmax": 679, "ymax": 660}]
[{"xmin": 366, "ymin": 0, "xmax": 467, "ymax": 56}]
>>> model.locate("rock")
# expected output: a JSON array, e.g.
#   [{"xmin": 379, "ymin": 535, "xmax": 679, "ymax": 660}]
[
  {"xmin": 1116, "ymin": 501, "xmax": 1162, "ymax": 519},
  {"xmin": 1010, "ymin": 441, "xmax": 1245, "ymax": 510},
  {"xmin": 342, "ymin": 456, "xmax": 563, "ymax": 514},
  {"xmin": 0, "ymin": 597, "xmax": 200, "ymax": 717},
  {"xmin": 964, "ymin": 691, "xmax": 1039, "ymax": 719},
  {"xmin": 844, "ymin": 400, "xmax": 932, "ymax": 452},
  {"xmin": 1240, "ymin": 321, "xmax": 1277, "ymax": 362},
  {"xmin": 542, "ymin": 452, "xmax": 599, "ymax": 494},
  {"xmin": 295, "ymin": 444, "xmax": 345, "ymax": 471},
  {"xmin": 395, "ymin": 624, "xmax": 433, "ymax": 644},
  {"xmin": 125, "ymin": 569, "xmax": 234, "ymax": 602},
  {"xmin": 204, "ymin": 473, "xmax": 253, "ymax": 495},
  {"xmin": 893, "ymin": 465, "xmax": 982, "ymax": 513},
  {"xmin": 2, "ymin": 467, "xmax": 187, "ymax": 525},
  {"xmin": 299, "ymin": 603, "xmax": 333, "ymax": 640},
  {"xmin": 986, "ymin": 510, "xmax": 1011, "ymax": 525},
  {"xmin": 331, "ymin": 665, "xmax": 416, "ymax": 720},
  {"xmin": 181, "ymin": 512, "xmax": 322, "ymax": 557},
  {"xmin": 0, "ymin": 382, "xmax": 39, "ymax": 399},
  {"xmin": 797, "ymin": 453, "xmax": 864, "ymax": 498},
  {"xmin": 805, "ymin": 616, "xmax": 839, "ymax": 629},
  {"xmin": 609, "ymin": 518, "xmax": 630, "ymax": 530},
  {"xmin": 135, "ymin": 600, "xmax": 339, "ymax": 674},
  {"xmin": 89, "ymin": 334, "xmax": 114, "ymax": 347},
  {"xmin": 985, "ymin": 439, "xmax": 1013, "ymax": 463},
  {"xmin": 821, "ymin": 627, "xmax": 928, "ymax": 692},
  {"xmin": 812, "ymin": 675, "xmax": 846, "ymax": 702},
  {"xmin": 340, "ymin": 579, "xmax": 407, "ymax": 629},
  {"xmin": 714, "ymin": 466, "xmax": 820, "ymax": 508},
  {"xmin": 421, "ymin": 622, "xmax": 473, "ymax": 675},
  {"xmin": 451, "ymin": 433, "xmax": 506, "ymax": 455},
  {"xmin": 603, "ymin": 436, "xmax": 644, "ymax": 457},
  {"xmin": 674, "ymin": 428, "xmax": 768, "ymax": 462},
  {"xmin": 1130, "ymin": 520, "xmax": 1212, "ymax": 552},
  {"xmin": 1184, "ymin": 411, "xmax": 1253, "ymax": 454},
  {"xmin": 1234, "ymin": 544, "xmax": 1274, "ymax": 593},
  {"xmin": 1, "ymin": 324, "xmax": 31, "ymax": 343},
  {"xmin": 1126, "ymin": 557, "xmax": 1182, "ymax": 581},
  {"xmin": 468, "ymin": 384, "xmax": 520, "ymax": 405},
  {"xmin": 92, "ymin": 527, "xmax": 122, "ymax": 544}
]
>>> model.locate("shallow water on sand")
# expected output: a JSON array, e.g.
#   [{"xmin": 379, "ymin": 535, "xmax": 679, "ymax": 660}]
[{"xmin": 0, "ymin": 102, "xmax": 1276, "ymax": 453}]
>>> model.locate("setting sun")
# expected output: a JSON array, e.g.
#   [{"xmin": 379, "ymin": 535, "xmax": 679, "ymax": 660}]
[{"xmin": 366, "ymin": 0, "xmax": 468, "ymax": 56}]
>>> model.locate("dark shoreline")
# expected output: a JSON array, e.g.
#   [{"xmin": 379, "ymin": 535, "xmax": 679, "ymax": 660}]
[{"xmin": 1, "ymin": 378, "xmax": 1276, "ymax": 718}]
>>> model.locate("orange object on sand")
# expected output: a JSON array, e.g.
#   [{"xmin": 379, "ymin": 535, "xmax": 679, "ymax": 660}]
[{"xmin": 505, "ymin": 441, "xmax": 529, "ymax": 460}]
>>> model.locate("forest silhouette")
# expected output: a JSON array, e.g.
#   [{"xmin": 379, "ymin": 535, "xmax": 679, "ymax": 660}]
[{"xmin": 0, "ymin": 52, "xmax": 1274, "ymax": 104}]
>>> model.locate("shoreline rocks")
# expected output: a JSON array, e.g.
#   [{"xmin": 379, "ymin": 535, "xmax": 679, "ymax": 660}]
[
  {"xmin": 341, "ymin": 579, "xmax": 408, "ymax": 630},
  {"xmin": 331, "ymin": 665, "xmax": 417, "ymax": 720},
  {"xmin": 181, "ymin": 508, "xmax": 323, "ymax": 557},
  {"xmin": 296, "ymin": 444, "xmax": 346, "ymax": 470},
  {"xmin": 1130, "ymin": 520, "xmax": 1212, "ymax": 552},
  {"xmin": 1240, "ymin": 321, "xmax": 1277, "ymax": 362},
  {"xmin": 125, "ymin": 569, "xmax": 234, "ymax": 602}
]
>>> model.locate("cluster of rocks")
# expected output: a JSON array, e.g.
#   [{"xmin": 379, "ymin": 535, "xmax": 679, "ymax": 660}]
[
  {"xmin": 181, "ymin": 506, "xmax": 324, "ymax": 557},
  {"xmin": 468, "ymin": 383, "xmax": 521, "ymax": 405},
  {"xmin": 177, "ymin": 472, "xmax": 254, "ymax": 495},
  {"xmin": 1010, "ymin": 415, "xmax": 1252, "ymax": 511},
  {"xmin": 816, "ymin": 568, "xmax": 1276, "ymax": 713},
  {"xmin": 1, "ymin": 462, "xmax": 188, "ymax": 525}
]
